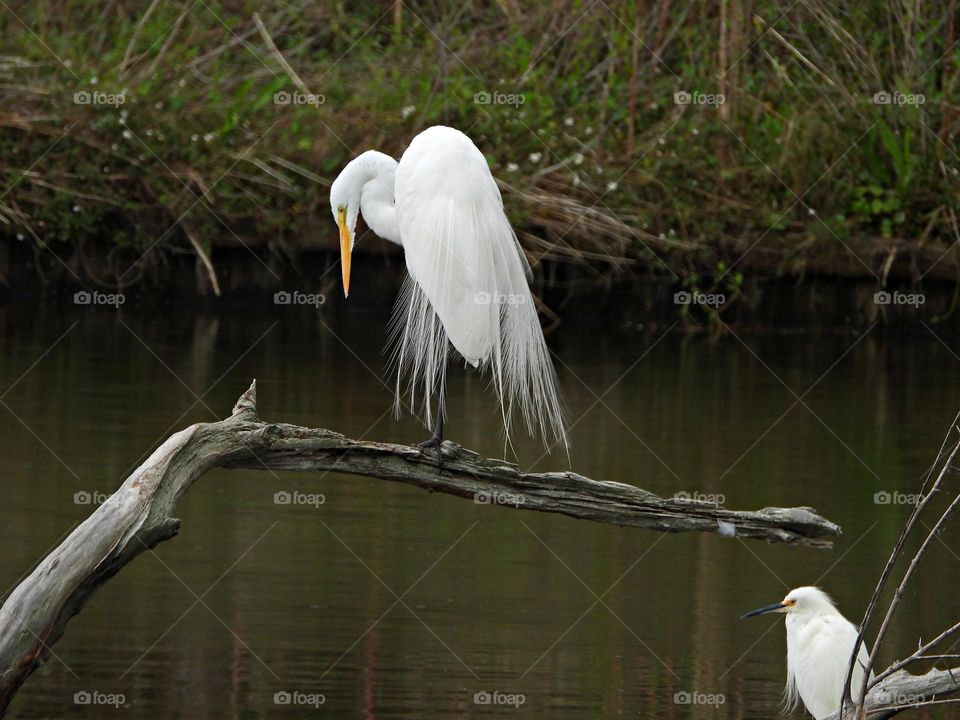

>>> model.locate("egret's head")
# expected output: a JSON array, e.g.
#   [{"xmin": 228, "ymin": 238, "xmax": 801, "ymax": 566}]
[
  {"xmin": 741, "ymin": 586, "xmax": 837, "ymax": 619},
  {"xmin": 329, "ymin": 169, "xmax": 361, "ymax": 298}
]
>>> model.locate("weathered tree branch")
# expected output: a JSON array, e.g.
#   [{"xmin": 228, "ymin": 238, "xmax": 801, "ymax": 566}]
[
  {"xmin": 0, "ymin": 381, "xmax": 840, "ymax": 714},
  {"xmin": 827, "ymin": 667, "xmax": 960, "ymax": 719}
]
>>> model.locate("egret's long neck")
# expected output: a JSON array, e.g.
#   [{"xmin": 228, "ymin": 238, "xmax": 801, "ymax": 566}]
[{"xmin": 353, "ymin": 151, "xmax": 400, "ymax": 245}]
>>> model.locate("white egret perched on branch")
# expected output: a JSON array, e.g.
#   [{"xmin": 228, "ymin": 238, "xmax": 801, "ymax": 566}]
[
  {"xmin": 329, "ymin": 125, "xmax": 568, "ymax": 464},
  {"xmin": 742, "ymin": 586, "xmax": 874, "ymax": 720}
]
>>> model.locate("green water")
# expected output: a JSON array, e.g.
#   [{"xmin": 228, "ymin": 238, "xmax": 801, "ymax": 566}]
[{"xmin": 0, "ymin": 301, "xmax": 958, "ymax": 719}]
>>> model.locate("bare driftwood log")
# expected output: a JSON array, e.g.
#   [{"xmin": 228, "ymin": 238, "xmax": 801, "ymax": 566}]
[{"xmin": 0, "ymin": 381, "xmax": 840, "ymax": 714}]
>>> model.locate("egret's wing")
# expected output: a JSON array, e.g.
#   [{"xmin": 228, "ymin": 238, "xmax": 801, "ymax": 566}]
[
  {"xmin": 395, "ymin": 129, "xmax": 496, "ymax": 364},
  {"xmin": 788, "ymin": 616, "xmax": 871, "ymax": 720},
  {"xmin": 390, "ymin": 126, "xmax": 567, "ymax": 450}
]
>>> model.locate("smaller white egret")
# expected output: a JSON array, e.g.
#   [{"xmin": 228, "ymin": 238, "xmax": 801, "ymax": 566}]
[{"xmin": 741, "ymin": 586, "xmax": 874, "ymax": 720}]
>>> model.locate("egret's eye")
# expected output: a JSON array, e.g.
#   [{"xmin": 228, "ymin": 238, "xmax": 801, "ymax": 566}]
[{"xmin": 785, "ymin": 599, "xmax": 797, "ymax": 607}]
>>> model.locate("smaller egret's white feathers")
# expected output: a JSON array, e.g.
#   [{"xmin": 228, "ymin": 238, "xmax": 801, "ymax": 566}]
[{"xmin": 783, "ymin": 588, "xmax": 873, "ymax": 720}]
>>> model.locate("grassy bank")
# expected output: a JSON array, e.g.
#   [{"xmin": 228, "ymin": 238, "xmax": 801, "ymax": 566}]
[{"xmin": 0, "ymin": 0, "xmax": 958, "ymax": 300}]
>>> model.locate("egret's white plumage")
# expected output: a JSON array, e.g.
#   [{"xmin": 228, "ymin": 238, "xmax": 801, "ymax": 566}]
[
  {"xmin": 742, "ymin": 586, "xmax": 874, "ymax": 720},
  {"xmin": 329, "ymin": 126, "xmax": 568, "ymax": 452}
]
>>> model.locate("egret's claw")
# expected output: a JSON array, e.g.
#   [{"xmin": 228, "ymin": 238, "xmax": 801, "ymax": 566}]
[{"xmin": 416, "ymin": 436, "xmax": 444, "ymax": 473}]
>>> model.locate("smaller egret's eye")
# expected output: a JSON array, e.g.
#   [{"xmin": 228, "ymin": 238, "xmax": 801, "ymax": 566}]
[{"xmin": 785, "ymin": 599, "xmax": 797, "ymax": 607}]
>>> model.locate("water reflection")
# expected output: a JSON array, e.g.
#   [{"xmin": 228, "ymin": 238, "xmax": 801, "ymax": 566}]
[{"xmin": 0, "ymin": 300, "xmax": 958, "ymax": 718}]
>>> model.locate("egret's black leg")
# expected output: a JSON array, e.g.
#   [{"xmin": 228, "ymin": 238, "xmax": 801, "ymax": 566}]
[{"xmin": 417, "ymin": 385, "xmax": 446, "ymax": 472}]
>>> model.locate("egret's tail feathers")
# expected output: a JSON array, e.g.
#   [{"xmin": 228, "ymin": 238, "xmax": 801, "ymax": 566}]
[
  {"xmin": 782, "ymin": 672, "xmax": 801, "ymax": 714},
  {"xmin": 387, "ymin": 273, "xmax": 568, "ymax": 454},
  {"xmin": 387, "ymin": 276, "xmax": 449, "ymax": 427},
  {"xmin": 494, "ymin": 245, "xmax": 569, "ymax": 454}
]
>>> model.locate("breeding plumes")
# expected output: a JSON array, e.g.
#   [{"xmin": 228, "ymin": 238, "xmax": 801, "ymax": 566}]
[
  {"xmin": 329, "ymin": 126, "xmax": 568, "ymax": 461},
  {"xmin": 742, "ymin": 586, "xmax": 874, "ymax": 720}
]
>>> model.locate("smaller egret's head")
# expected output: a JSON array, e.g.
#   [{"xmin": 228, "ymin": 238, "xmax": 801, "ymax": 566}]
[
  {"xmin": 329, "ymin": 172, "xmax": 361, "ymax": 298},
  {"xmin": 741, "ymin": 586, "xmax": 837, "ymax": 619}
]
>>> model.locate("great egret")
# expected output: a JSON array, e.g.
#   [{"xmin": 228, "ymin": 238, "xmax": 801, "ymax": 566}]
[
  {"xmin": 329, "ymin": 125, "xmax": 568, "ymax": 461},
  {"xmin": 742, "ymin": 586, "xmax": 874, "ymax": 720}
]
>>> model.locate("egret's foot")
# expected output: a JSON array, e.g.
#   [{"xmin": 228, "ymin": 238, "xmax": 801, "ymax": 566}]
[
  {"xmin": 416, "ymin": 436, "xmax": 444, "ymax": 473},
  {"xmin": 417, "ymin": 410, "xmax": 445, "ymax": 473}
]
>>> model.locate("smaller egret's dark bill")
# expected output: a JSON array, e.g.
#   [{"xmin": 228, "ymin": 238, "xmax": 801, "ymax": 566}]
[{"xmin": 741, "ymin": 602, "xmax": 784, "ymax": 619}]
